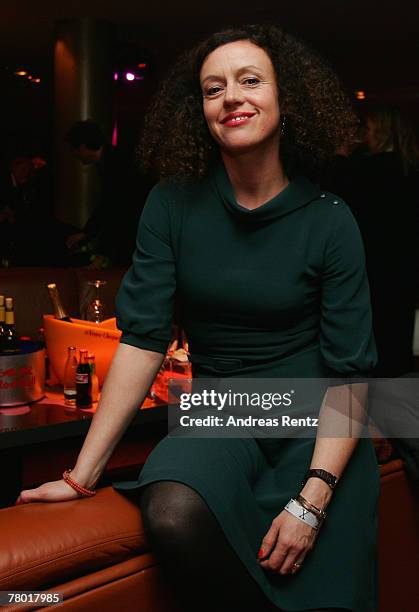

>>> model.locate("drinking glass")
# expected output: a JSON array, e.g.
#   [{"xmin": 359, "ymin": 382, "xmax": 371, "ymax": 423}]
[{"xmin": 82, "ymin": 280, "xmax": 108, "ymax": 323}]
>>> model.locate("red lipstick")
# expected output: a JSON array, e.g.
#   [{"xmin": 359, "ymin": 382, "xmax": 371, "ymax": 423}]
[{"xmin": 221, "ymin": 111, "xmax": 255, "ymax": 127}]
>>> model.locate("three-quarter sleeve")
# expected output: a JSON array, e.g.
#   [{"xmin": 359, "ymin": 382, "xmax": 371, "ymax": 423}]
[
  {"xmin": 115, "ymin": 184, "xmax": 176, "ymax": 354},
  {"xmin": 320, "ymin": 201, "xmax": 377, "ymax": 375}
]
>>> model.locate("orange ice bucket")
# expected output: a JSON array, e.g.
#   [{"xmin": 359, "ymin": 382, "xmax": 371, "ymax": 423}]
[{"xmin": 43, "ymin": 315, "xmax": 121, "ymax": 387}]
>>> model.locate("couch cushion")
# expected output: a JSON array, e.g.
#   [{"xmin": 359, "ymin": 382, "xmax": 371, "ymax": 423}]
[
  {"xmin": 0, "ymin": 487, "xmax": 147, "ymax": 590},
  {"xmin": 378, "ymin": 460, "xmax": 419, "ymax": 611}
]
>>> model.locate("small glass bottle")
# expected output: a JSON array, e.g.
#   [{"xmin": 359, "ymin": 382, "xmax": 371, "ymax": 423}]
[
  {"xmin": 0, "ymin": 295, "xmax": 6, "ymax": 351},
  {"xmin": 3, "ymin": 297, "xmax": 19, "ymax": 353},
  {"xmin": 63, "ymin": 346, "xmax": 78, "ymax": 406},
  {"xmin": 171, "ymin": 325, "xmax": 191, "ymax": 376},
  {"xmin": 76, "ymin": 349, "xmax": 92, "ymax": 408},
  {"xmin": 87, "ymin": 353, "xmax": 99, "ymax": 402},
  {"xmin": 47, "ymin": 283, "xmax": 72, "ymax": 322}
]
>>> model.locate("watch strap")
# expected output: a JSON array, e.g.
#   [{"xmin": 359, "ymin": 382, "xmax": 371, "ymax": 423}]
[{"xmin": 303, "ymin": 468, "xmax": 338, "ymax": 490}]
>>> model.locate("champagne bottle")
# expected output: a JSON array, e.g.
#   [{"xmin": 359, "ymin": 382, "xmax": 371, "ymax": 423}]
[
  {"xmin": 47, "ymin": 284, "xmax": 72, "ymax": 322},
  {"xmin": 76, "ymin": 349, "xmax": 92, "ymax": 408},
  {"xmin": 0, "ymin": 295, "xmax": 6, "ymax": 351},
  {"xmin": 64, "ymin": 346, "xmax": 78, "ymax": 405},
  {"xmin": 87, "ymin": 353, "xmax": 99, "ymax": 402},
  {"xmin": 3, "ymin": 297, "xmax": 19, "ymax": 353}
]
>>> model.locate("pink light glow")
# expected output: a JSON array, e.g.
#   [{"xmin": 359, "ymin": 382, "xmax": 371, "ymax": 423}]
[
  {"xmin": 125, "ymin": 72, "xmax": 135, "ymax": 81},
  {"xmin": 113, "ymin": 72, "xmax": 119, "ymax": 81},
  {"xmin": 112, "ymin": 122, "xmax": 118, "ymax": 146}
]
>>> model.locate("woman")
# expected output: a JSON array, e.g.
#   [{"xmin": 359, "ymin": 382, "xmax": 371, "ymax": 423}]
[
  {"xmin": 327, "ymin": 105, "xmax": 419, "ymax": 376},
  {"xmin": 16, "ymin": 25, "xmax": 378, "ymax": 612},
  {"xmin": 365, "ymin": 105, "xmax": 419, "ymax": 174}
]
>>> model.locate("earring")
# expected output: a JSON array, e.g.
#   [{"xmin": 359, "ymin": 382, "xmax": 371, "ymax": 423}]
[{"xmin": 280, "ymin": 115, "xmax": 287, "ymax": 136}]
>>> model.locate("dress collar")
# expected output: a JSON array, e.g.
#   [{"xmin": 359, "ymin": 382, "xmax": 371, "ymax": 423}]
[{"xmin": 213, "ymin": 160, "xmax": 320, "ymax": 222}]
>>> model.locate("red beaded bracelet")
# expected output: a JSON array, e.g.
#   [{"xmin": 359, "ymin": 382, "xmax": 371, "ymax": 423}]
[{"xmin": 62, "ymin": 469, "xmax": 96, "ymax": 497}]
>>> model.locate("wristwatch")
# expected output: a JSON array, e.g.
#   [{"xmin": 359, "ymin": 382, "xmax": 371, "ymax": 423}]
[{"xmin": 302, "ymin": 468, "xmax": 338, "ymax": 490}]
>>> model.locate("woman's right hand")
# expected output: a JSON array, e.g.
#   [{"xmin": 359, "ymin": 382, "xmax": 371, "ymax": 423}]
[{"xmin": 15, "ymin": 480, "xmax": 80, "ymax": 505}]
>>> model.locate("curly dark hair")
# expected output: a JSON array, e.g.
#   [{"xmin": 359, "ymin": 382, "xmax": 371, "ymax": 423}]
[{"xmin": 140, "ymin": 24, "xmax": 358, "ymax": 179}]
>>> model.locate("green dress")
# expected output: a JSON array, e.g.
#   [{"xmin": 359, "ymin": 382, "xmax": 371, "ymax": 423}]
[{"xmin": 112, "ymin": 162, "xmax": 379, "ymax": 611}]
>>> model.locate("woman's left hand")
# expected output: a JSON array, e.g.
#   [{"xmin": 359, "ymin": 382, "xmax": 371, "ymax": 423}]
[{"xmin": 257, "ymin": 509, "xmax": 318, "ymax": 575}]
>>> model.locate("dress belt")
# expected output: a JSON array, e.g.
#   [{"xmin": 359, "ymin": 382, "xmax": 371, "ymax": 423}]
[{"xmin": 189, "ymin": 354, "xmax": 243, "ymax": 372}]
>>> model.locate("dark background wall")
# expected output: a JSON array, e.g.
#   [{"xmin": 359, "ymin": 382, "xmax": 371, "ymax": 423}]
[{"xmin": 1, "ymin": 0, "xmax": 419, "ymax": 163}]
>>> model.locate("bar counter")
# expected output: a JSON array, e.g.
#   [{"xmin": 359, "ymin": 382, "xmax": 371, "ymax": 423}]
[{"xmin": 0, "ymin": 389, "xmax": 168, "ymax": 507}]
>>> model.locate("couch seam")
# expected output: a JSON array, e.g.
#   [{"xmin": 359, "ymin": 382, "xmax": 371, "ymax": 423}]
[{"xmin": 51, "ymin": 558, "xmax": 160, "ymax": 603}]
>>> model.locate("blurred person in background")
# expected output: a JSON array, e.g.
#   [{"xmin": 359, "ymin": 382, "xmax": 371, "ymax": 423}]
[
  {"xmin": 65, "ymin": 120, "xmax": 149, "ymax": 268},
  {"xmin": 324, "ymin": 105, "xmax": 419, "ymax": 376},
  {"xmin": 0, "ymin": 151, "xmax": 66, "ymax": 266}
]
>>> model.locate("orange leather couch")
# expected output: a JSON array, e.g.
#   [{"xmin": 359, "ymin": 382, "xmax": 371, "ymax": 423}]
[
  {"xmin": 0, "ymin": 460, "xmax": 418, "ymax": 612},
  {"xmin": 0, "ymin": 487, "xmax": 180, "ymax": 612}
]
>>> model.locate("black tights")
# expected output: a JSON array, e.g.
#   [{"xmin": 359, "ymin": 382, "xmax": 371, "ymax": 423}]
[{"xmin": 139, "ymin": 481, "xmax": 348, "ymax": 612}]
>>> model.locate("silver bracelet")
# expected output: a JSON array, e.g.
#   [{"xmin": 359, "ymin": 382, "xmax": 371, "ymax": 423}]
[
  {"xmin": 284, "ymin": 498, "xmax": 319, "ymax": 530},
  {"xmin": 296, "ymin": 494, "xmax": 327, "ymax": 522}
]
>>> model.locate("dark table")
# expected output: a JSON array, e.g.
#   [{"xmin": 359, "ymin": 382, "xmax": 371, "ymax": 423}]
[{"xmin": 0, "ymin": 389, "xmax": 168, "ymax": 508}]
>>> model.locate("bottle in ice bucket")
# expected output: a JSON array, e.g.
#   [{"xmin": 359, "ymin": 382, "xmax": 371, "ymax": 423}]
[
  {"xmin": 87, "ymin": 353, "xmax": 99, "ymax": 403},
  {"xmin": 76, "ymin": 349, "xmax": 92, "ymax": 408},
  {"xmin": 64, "ymin": 346, "xmax": 78, "ymax": 406},
  {"xmin": 47, "ymin": 283, "xmax": 72, "ymax": 322},
  {"xmin": 3, "ymin": 297, "xmax": 19, "ymax": 353}
]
